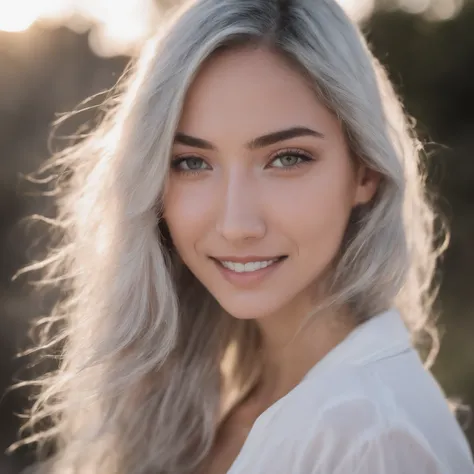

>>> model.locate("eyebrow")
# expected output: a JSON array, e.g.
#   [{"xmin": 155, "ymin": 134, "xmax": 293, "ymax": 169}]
[{"xmin": 173, "ymin": 126, "xmax": 325, "ymax": 151}]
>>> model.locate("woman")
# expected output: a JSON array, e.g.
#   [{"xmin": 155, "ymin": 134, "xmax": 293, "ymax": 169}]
[{"xmin": 15, "ymin": 0, "xmax": 474, "ymax": 473}]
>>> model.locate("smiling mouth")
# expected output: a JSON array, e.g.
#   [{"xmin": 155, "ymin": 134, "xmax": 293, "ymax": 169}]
[{"xmin": 211, "ymin": 256, "xmax": 287, "ymax": 273}]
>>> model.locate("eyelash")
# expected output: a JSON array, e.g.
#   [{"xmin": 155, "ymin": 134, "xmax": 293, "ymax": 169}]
[{"xmin": 170, "ymin": 148, "xmax": 315, "ymax": 176}]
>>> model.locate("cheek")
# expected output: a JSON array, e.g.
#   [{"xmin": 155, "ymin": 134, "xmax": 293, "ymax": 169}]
[
  {"xmin": 163, "ymin": 180, "xmax": 216, "ymax": 257},
  {"xmin": 271, "ymin": 167, "xmax": 354, "ymax": 241},
  {"xmin": 268, "ymin": 167, "xmax": 355, "ymax": 285}
]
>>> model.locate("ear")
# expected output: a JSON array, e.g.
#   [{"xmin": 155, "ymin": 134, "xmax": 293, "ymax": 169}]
[{"xmin": 353, "ymin": 164, "xmax": 381, "ymax": 207}]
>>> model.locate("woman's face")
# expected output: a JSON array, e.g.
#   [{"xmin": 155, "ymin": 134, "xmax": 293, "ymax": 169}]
[{"xmin": 164, "ymin": 46, "xmax": 378, "ymax": 321}]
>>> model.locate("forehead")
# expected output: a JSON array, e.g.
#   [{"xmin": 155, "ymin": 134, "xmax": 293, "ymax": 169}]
[{"xmin": 178, "ymin": 46, "xmax": 341, "ymax": 140}]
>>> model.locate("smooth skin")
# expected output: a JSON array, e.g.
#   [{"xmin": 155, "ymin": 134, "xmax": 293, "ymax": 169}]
[{"xmin": 164, "ymin": 45, "xmax": 380, "ymax": 473}]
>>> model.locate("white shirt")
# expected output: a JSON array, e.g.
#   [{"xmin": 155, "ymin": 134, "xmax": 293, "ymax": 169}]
[{"xmin": 227, "ymin": 309, "xmax": 474, "ymax": 473}]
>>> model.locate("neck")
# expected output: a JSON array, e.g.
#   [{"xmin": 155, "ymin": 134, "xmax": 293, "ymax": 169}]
[{"xmin": 253, "ymin": 303, "xmax": 356, "ymax": 409}]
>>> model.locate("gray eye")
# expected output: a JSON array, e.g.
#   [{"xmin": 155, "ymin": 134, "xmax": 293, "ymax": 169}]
[
  {"xmin": 179, "ymin": 157, "xmax": 209, "ymax": 170},
  {"xmin": 188, "ymin": 158, "xmax": 204, "ymax": 169},
  {"xmin": 273, "ymin": 155, "xmax": 301, "ymax": 167}
]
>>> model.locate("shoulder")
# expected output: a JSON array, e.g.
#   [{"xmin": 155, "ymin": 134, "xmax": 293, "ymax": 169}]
[
  {"xmin": 299, "ymin": 396, "xmax": 449, "ymax": 474},
  {"xmin": 244, "ymin": 366, "xmax": 467, "ymax": 473},
  {"xmin": 279, "ymin": 367, "xmax": 451, "ymax": 473}
]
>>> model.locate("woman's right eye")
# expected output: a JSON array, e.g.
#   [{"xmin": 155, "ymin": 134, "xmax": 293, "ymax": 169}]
[{"xmin": 171, "ymin": 157, "xmax": 211, "ymax": 173}]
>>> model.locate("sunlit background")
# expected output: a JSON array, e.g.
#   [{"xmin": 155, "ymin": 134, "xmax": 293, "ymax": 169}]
[
  {"xmin": 0, "ymin": 0, "xmax": 468, "ymax": 55},
  {"xmin": 1, "ymin": 0, "xmax": 474, "ymax": 473}
]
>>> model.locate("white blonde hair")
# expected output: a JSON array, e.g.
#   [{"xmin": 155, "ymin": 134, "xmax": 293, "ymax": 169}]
[{"xmin": 13, "ymin": 0, "xmax": 447, "ymax": 472}]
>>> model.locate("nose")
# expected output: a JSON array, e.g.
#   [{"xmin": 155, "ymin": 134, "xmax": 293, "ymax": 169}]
[{"xmin": 216, "ymin": 173, "xmax": 266, "ymax": 243}]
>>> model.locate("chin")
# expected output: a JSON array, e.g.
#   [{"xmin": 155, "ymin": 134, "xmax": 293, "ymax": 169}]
[{"xmin": 218, "ymin": 298, "xmax": 286, "ymax": 321}]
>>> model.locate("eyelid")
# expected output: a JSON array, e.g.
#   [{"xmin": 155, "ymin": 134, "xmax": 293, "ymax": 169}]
[
  {"xmin": 171, "ymin": 147, "xmax": 313, "ymax": 162},
  {"xmin": 270, "ymin": 147, "xmax": 314, "ymax": 158},
  {"xmin": 266, "ymin": 147, "xmax": 315, "ymax": 167},
  {"xmin": 171, "ymin": 155, "xmax": 212, "ymax": 170},
  {"xmin": 170, "ymin": 147, "xmax": 315, "ymax": 174}
]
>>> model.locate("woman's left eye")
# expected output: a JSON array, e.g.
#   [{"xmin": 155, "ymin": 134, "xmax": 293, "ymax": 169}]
[{"xmin": 269, "ymin": 152, "xmax": 313, "ymax": 169}]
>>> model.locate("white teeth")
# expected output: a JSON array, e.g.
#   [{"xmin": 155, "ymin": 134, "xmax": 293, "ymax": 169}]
[{"xmin": 220, "ymin": 258, "xmax": 280, "ymax": 273}]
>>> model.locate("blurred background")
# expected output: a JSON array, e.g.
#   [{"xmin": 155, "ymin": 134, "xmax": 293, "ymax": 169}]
[{"xmin": 0, "ymin": 0, "xmax": 473, "ymax": 472}]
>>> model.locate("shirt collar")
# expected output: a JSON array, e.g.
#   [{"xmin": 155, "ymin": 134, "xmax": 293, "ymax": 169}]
[{"xmin": 304, "ymin": 308, "xmax": 412, "ymax": 381}]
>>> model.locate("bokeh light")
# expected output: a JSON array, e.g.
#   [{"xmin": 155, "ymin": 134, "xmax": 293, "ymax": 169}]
[
  {"xmin": 0, "ymin": 0, "xmax": 158, "ymax": 56},
  {"xmin": 0, "ymin": 0, "xmax": 467, "ymax": 56},
  {"xmin": 0, "ymin": 0, "xmax": 40, "ymax": 32}
]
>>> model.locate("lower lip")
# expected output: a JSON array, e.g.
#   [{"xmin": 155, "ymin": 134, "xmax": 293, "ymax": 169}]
[{"xmin": 212, "ymin": 257, "xmax": 286, "ymax": 288}]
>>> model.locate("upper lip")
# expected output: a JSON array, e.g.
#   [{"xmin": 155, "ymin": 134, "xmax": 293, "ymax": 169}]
[{"xmin": 211, "ymin": 256, "xmax": 286, "ymax": 263}]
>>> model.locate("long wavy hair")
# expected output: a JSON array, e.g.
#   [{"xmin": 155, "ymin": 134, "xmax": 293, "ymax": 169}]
[{"xmin": 13, "ymin": 0, "xmax": 449, "ymax": 472}]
